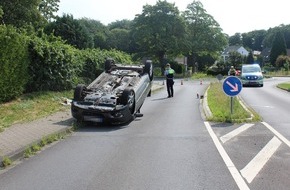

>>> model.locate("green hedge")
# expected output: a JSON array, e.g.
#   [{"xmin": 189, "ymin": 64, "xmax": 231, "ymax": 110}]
[
  {"xmin": 79, "ymin": 48, "xmax": 133, "ymax": 84},
  {"xmin": 0, "ymin": 26, "xmax": 134, "ymax": 102},
  {"xmin": 0, "ymin": 25, "xmax": 30, "ymax": 102},
  {"xmin": 26, "ymin": 35, "xmax": 83, "ymax": 92}
]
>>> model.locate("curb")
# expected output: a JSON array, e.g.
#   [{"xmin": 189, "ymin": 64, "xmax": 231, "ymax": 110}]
[
  {"xmin": 202, "ymin": 85, "xmax": 255, "ymax": 122},
  {"xmin": 1, "ymin": 83, "xmax": 164, "ymax": 168},
  {"xmin": 0, "ymin": 122, "xmax": 74, "ymax": 168}
]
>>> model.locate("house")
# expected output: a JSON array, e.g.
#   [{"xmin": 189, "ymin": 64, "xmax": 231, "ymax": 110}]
[{"xmin": 221, "ymin": 46, "xmax": 249, "ymax": 63}]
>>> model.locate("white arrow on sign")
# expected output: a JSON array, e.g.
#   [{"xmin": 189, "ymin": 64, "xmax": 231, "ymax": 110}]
[{"xmin": 226, "ymin": 81, "xmax": 239, "ymax": 92}]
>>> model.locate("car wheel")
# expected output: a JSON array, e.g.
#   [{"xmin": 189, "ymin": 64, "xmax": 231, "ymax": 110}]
[
  {"xmin": 120, "ymin": 89, "xmax": 135, "ymax": 114},
  {"xmin": 144, "ymin": 60, "xmax": 153, "ymax": 81},
  {"xmin": 74, "ymin": 84, "xmax": 86, "ymax": 101}
]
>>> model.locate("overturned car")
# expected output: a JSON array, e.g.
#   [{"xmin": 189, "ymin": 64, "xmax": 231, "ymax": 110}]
[{"xmin": 71, "ymin": 59, "xmax": 153, "ymax": 125}]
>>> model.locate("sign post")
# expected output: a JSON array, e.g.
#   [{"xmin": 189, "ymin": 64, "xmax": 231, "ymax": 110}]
[{"xmin": 222, "ymin": 76, "xmax": 243, "ymax": 114}]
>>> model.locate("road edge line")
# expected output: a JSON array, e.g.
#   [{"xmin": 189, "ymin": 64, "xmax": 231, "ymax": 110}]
[
  {"xmin": 262, "ymin": 122, "xmax": 290, "ymax": 148},
  {"xmin": 204, "ymin": 122, "xmax": 250, "ymax": 190}
]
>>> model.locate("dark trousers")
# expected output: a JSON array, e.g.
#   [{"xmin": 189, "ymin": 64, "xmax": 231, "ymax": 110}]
[{"xmin": 166, "ymin": 79, "xmax": 174, "ymax": 97}]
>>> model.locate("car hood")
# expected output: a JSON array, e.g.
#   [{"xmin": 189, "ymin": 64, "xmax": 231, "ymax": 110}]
[{"xmin": 241, "ymin": 72, "xmax": 262, "ymax": 76}]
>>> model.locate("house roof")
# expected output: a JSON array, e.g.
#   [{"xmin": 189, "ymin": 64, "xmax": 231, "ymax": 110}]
[
  {"xmin": 223, "ymin": 46, "xmax": 241, "ymax": 53},
  {"xmin": 222, "ymin": 46, "xmax": 248, "ymax": 56}
]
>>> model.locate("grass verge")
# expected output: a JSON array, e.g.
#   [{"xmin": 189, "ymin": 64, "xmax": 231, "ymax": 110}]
[
  {"xmin": 206, "ymin": 82, "xmax": 261, "ymax": 123},
  {"xmin": 277, "ymin": 82, "xmax": 290, "ymax": 91},
  {"xmin": 0, "ymin": 90, "xmax": 73, "ymax": 131}
]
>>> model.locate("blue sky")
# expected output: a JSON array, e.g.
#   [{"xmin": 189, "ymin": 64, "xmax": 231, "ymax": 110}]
[{"xmin": 57, "ymin": 0, "xmax": 290, "ymax": 36}]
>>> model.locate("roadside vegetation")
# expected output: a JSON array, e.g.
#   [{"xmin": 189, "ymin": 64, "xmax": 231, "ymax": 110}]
[
  {"xmin": 0, "ymin": 0, "xmax": 290, "ymax": 129},
  {"xmin": 206, "ymin": 82, "xmax": 261, "ymax": 123},
  {"xmin": 0, "ymin": 91, "xmax": 73, "ymax": 132},
  {"xmin": 277, "ymin": 82, "xmax": 290, "ymax": 91}
]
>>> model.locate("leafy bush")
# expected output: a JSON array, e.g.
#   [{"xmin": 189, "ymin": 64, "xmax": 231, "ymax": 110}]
[
  {"xmin": 0, "ymin": 25, "xmax": 30, "ymax": 102},
  {"xmin": 26, "ymin": 35, "xmax": 83, "ymax": 92},
  {"xmin": 78, "ymin": 48, "xmax": 133, "ymax": 84}
]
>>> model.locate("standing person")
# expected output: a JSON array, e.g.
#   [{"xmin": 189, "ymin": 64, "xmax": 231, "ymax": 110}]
[
  {"xmin": 164, "ymin": 63, "xmax": 175, "ymax": 98},
  {"xmin": 228, "ymin": 66, "xmax": 236, "ymax": 76}
]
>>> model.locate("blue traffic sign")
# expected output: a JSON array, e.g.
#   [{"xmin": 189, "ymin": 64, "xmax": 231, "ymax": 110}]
[{"xmin": 223, "ymin": 76, "xmax": 242, "ymax": 96}]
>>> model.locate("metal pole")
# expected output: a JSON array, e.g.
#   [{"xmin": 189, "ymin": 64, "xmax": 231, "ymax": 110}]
[{"xmin": 230, "ymin": 97, "xmax": 233, "ymax": 114}]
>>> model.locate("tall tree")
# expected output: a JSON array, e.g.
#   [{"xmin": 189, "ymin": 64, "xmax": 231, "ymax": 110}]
[
  {"xmin": 0, "ymin": 6, "xmax": 3, "ymax": 23},
  {"xmin": 0, "ymin": 0, "xmax": 45, "ymax": 29},
  {"xmin": 78, "ymin": 18, "xmax": 109, "ymax": 49},
  {"xmin": 241, "ymin": 30, "xmax": 266, "ymax": 51},
  {"xmin": 107, "ymin": 28, "xmax": 130, "ymax": 52},
  {"xmin": 108, "ymin": 19, "xmax": 132, "ymax": 30},
  {"xmin": 227, "ymin": 51, "xmax": 244, "ymax": 68},
  {"xmin": 38, "ymin": 0, "xmax": 60, "ymax": 22},
  {"xmin": 228, "ymin": 33, "xmax": 243, "ymax": 46},
  {"xmin": 131, "ymin": 0, "xmax": 186, "ymax": 65},
  {"xmin": 182, "ymin": 0, "xmax": 227, "ymax": 71},
  {"xmin": 246, "ymin": 51, "xmax": 254, "ymax": 64},
  {"xmin": 269, "ymin": 31, "xmax": 287, "ymax": 66},
  {"xmin": 45, "ymin": 14, "xmax": 93, "ymax": 49}
]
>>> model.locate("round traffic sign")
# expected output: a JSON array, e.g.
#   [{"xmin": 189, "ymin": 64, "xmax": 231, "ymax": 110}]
[{"xmin": 223, "ymin": 76, "xmax": 242, "ymax": 96}]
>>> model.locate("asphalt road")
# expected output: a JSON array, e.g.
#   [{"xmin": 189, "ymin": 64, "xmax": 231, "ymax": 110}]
[
  {"xmin": 0, "ymin": 78, "xmax": 289, "ymax": 190},
  {"xmin": 0, "ymin": 79, "xmax": 240, "ymax": 190}
]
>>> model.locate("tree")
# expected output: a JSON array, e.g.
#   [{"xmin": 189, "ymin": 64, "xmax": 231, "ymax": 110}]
[
  {"xmin": 229, "ymin": 33, "xmax": 243, "ymax": 46},
  {"xmin": 107, "ymin": 20, "xmax": 135, "ymax": 53},
  {"xmin": 269, "ymin": 31, "xmax": 287, "ymax": 66},
  {"xmin": 246, "ymin": 51, "xmax": 254, "ymax": 64},
  {"xmin": 78, "ymin": 18, "xmax": 109, "ymax": 49},
  {"xmin": 182, "ymin": 0, "xmax": 227, "ymax": 71},
  {"xmin": 275, "ymin": 55, "xmax": 290, "ymax": 68},
  {"xmin": 108, "ymin": 19, "xmax": 132, "ymax": 30},
  {"xmin": 38, "ymin": 0, "xmax": 60, "ymax": 22},
  {"xmin": 131, "ymin": 0, "xmax": 186, "ymax": 65},
  {"xmin": 227, "ymin": 51, "xmax": 244, "ymax": 68},
  {"xmin": 0, "ymin": 6, "xmax": 3, "ymax": 23},
  {"xmin": 0, "ymin": 0, "xmax": 46, "ymax": 29},
  {"xmin": 44, "ymin": 14, "xmax": 93, "ymax": 49},
  {"xmin": 107, "ymin": 28, "xmax": 130, "ymax": 52},
  {"xmin": 240, "ymin": 30, "xmax": 266, "ymax": 51}
]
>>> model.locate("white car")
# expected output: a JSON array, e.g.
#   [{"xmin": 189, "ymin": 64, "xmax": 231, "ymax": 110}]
[
  {"xmin": 240, "ymin": 64, "xmax": 263, "ymax": 87},
  {"xmin": 71, "ymin": 59, "xmax": 153, "ymax": 125}
]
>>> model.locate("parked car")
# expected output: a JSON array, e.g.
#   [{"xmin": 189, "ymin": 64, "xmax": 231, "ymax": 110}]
[
  {"xmin": 240, "ymin": 64, "xmax": 263, "ymax": 87},
  {"xmin": 71, "ymin": 59, "xmax": 153, "ymax": 125}
]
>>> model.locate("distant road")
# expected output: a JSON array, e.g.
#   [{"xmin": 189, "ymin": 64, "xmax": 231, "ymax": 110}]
[{"xmin": 240, "ymin": 77, "xmax": 290, "ymax": 139}]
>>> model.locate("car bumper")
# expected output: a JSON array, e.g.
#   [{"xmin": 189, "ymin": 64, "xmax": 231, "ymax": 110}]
[
  {"xmin": 71, "ymin": 102, "xmax": 134, "ymax": 125},
  {"xmin": 241, "ymin": 79, "xmax": 263, "ymax": 86}
]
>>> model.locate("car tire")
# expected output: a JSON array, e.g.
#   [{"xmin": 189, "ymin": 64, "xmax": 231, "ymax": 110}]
[
  {"xmin": 120, "ymin": 89, "xmax": 135, "ymax": 114},
  {"xmin": 144, "ymin": 60, "xmax": 153, "ymax": 81},
  {"xmin": 74, "ymin": 84, "xmax": 86, "ymax": 101}
]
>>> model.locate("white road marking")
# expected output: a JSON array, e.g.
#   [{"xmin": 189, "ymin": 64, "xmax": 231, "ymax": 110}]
[
  {"xmin": 262, "ymin": 122, "xmax": 290, "ymax": 148},
  {"xmin": 251, "ymin": 105, "xmax": 274, "ymax": 108},
  {"xmin": 204, "ymin": 122, "xmax": 250, "ymax": 190},
  {"xmin": 240, "ymin": 136, "xmax": 282, "ymax": 183},
  {"xmin": 220, "ymin": 124, "xmax": 254, "ymax": 143}
]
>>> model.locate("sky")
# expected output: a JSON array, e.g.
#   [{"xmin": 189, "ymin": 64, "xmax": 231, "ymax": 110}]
[{"xmin": 57, "ymin": 0, "xmax": 290, "ymax": 36}]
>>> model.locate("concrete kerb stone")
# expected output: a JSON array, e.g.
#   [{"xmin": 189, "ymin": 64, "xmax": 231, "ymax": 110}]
[
  {"xmin": 1, "ymin": 128, "xmax": 73, "ymax": 167},
  {"xmin": 201, "ymin": 86, "xmax": 213, "ymax": 119},
  {"xmin": 201, "ymin": 85, "xmax": 254, "ymax": 122}
]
